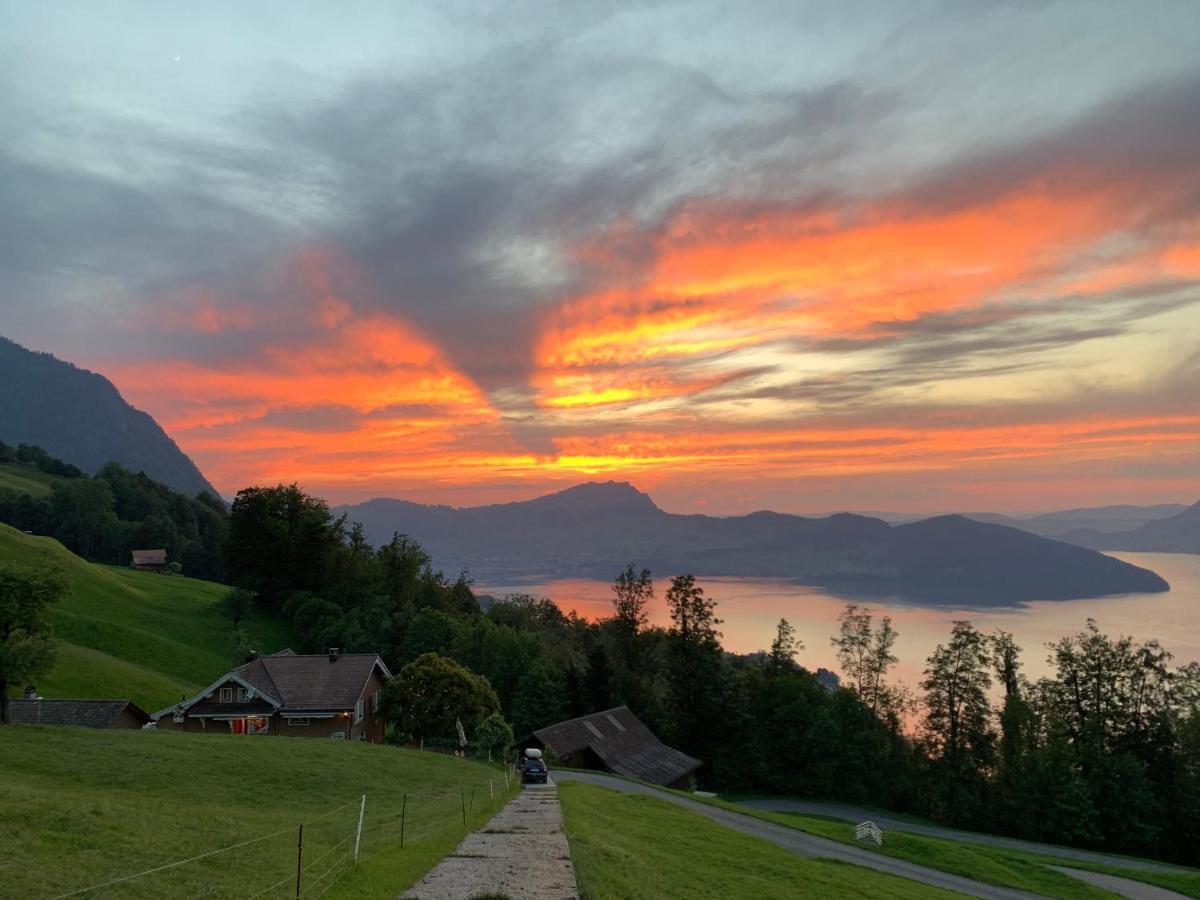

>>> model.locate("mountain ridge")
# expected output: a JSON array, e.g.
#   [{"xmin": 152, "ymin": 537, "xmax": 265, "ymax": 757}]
[
  {"xmin": 335, "ymin": 481, "xmax": 1169, "ymax": 606},
  {"xmin": 0, "ymin": 335, "xmax": 217, "ymax": 497},
  {"xmin": 1061, "ymin": 500, "xmax": 1200, "ymax": 554}
]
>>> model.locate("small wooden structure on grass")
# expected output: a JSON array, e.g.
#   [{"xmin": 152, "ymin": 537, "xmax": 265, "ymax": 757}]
[
  {"xmin": 8, "ymin": 692, "xmax": 150, "ymax": 729},
  {"xmin": 130, "ymin": 548, "xmax": 168, "ymax": 572}
]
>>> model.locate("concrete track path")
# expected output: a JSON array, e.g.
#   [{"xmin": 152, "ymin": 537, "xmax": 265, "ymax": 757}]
[
  {"xmin": 401, "ymin": 781, "xmax": 578, "ymax": 900},
  {"xmin": 556, "ymin": 771, "xmax": 1038, "ymax": 899}
]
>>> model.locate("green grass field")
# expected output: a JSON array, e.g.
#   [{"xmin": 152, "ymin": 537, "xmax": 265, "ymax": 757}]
[
  {"xmin": 711, "ymin": 800, "xmax": 1200, "ymax": 899},
  {"xmin": 0, "ymin": 725, "xmax": 517, "ymax": 899},
  {"xmin": 0, "ymin": 522, "xmax": 294, "ymax": 711},
  {"xmin": 558, "ymin": 781, "xmax": 964, "ymax": 899},
  {"xmin": 0, "ymin": 461, "xmax": 63, "ymax": 497}
]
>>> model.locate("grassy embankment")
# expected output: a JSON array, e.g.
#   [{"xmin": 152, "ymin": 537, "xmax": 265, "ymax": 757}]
[
  {"xmin": 0, "ymin": 461, "xmax": 66, "ymax": 496},
  {"xmin": 558, "ymin": 781, "xmax": 965, "ymax": 900},
  {"xmin": 757, "ymin": 808, "xmax": 1200, "ymax": 899},
  {"xmin": 0, "ymin": 726, "xmax": 517, "ymax": 899},
  {"xmin": 0, "ymin": 522, "xmax": 293, "ymax": 711},
  {"xmin": 700, "ymin": 794, "xmax": 1200, "ymax": 899}
]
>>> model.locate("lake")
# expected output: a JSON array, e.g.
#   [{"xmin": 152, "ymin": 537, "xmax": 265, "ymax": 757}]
[{"xmin": 478, "ymin": 552, "xmax": 1200, "ymax": 689}]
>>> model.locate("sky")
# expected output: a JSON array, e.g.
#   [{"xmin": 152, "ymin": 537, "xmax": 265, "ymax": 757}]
[{"xmin": 2, "ymin": 1, "xmax": 1199, "ymax": 514}]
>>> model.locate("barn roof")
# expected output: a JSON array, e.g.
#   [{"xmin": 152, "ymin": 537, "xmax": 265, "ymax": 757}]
[
  {"xmin": 532, "ymin": 706, "xmax": 702, "ymax": 786},
  {"xmin": 131, "ymin": 548, "xmax": 167, "ymax": 565},
  {"xmin": 7, "ymin": 699, "xmax": 149, "ymax": 728}
]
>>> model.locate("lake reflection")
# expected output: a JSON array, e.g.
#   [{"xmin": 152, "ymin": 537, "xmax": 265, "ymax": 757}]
[{"xmin": 478, "ymin": 552, "xmax": 1200, "ymax": 689}]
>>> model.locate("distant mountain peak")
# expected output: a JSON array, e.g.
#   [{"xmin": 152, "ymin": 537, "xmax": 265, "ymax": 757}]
[{"xmin": 538, "ymin": 480, "xmax": 660, "ymax": 512}]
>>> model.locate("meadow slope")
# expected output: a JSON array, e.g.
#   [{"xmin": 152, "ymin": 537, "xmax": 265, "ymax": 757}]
[
  {"xmin": 0, "ymin": 726, "xmax": 516, "ymax": 899},
  {"xmin": 0, "ymin": 523, "xmax": 293, "ymax": 711}
]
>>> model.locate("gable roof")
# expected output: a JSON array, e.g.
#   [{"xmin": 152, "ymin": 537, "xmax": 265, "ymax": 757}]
[
  {"xmin": 7, "ymin": 699, "xmax": 149, "ymax": 728},
  {"xmin": 532, "ymin": 705, "xmax": 702, "ymax": 786},
  {"xmin": 153, "ymin": 651, "xmax": 391, "ymax": 719},
  {"xmin": 131, "ymin": 548, "xmax": 167, "ymax": 565}
]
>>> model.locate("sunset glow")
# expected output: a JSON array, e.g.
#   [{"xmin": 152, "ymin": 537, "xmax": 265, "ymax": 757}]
[{"xmin": 4, "ymin": 6, "xmax": 1198, "ymax": 514}]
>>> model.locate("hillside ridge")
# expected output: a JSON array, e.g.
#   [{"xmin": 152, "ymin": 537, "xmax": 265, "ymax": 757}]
[{"xmin": 0, "ymin": 335, "xmax": 217, "ymax": 497}]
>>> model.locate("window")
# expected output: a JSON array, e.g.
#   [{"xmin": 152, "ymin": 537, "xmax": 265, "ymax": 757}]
[
  {"xmin": 370, "ymin": 690, "xmax": 381, "ymax": 713},
  {"xmin": 238, "ymin": 688, "xmax": 251, "ymax": 702},
  {"xmin": 354, "ymin": 698, "xmax": 365, "ymax": 724},
  {"xmin": 288, "ymin": 717, "xmax": 310, "ymax": 727},
  {"xmin": 219, "ymin": 687, "xmax": 233, "ymax": 703}
]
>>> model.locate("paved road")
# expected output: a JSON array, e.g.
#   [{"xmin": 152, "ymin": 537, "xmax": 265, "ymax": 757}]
[
  {"xmin": 739, "ymin": 797, "xmax": 1190, "ymax": 874},
  {"xmin": 556, "ymin": 771, "xmax": 1038, "ymax": 899},
  {"xmin": 1048, "ymin": 867, "xmax": 1188, "ymax": 900}
]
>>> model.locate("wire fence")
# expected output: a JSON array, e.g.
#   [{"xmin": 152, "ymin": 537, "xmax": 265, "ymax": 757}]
[{"xmin": 41, "ymin": 764, "xmax": 519, "ymax": 899}]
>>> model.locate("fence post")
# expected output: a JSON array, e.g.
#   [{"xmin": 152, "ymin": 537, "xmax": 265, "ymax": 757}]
[
  {"xmin": 490, "ymin": 779, "xmax": 494, "ymax": 801},
  {"xmin": 400, "ymin": 794, "xmax": 408, "ymax": 849},
  {"xmin": 354, "ymin": 794, "xmax": 366, "ymax": 864},
  {"xmin": 461, "ymin": 786, "xmax": 466, "ymax": 827},
  {"xmin": 295, "ymin": 823, "xmax": 304, "ymax": 900},
  {"xmin": 469, "ymin": 787, "xmax": 476, "ymax": 816}
]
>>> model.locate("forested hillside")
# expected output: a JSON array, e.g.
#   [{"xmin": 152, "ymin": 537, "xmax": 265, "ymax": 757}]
[
  {"xmin": 0, "ymin": 335, "xmax": 216, "ymax": 496},
  {"xmin": 0, "ymin": 440, "xmax": 226, "ymax": 579}
]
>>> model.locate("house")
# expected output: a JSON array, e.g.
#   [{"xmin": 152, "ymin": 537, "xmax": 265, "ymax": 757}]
[
  {"xmin": 7, "ymin": 690, "xmax": 150, "ymax": 729},
  {"xmin": 130, "ymin": 548, "xmax": 168, "ymax": 572},
  {"xmin": 151, "ymin": 648, "xmax": 391, "ymax": 742},
  {"xmin": 521, "ymin": 705, "xmax": 702, "ymax": 788}
]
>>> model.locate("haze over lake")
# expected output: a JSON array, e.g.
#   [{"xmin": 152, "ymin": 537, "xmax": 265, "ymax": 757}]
[{"xmin": 480, "ymin": 551, "xmax": 1200, "ymax": 690}]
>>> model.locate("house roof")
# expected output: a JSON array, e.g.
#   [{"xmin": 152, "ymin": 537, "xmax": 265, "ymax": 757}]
[
  {"xmin": 131, "ymin": 548, "xmax": 167, "ymax": 565},
  {"xmin": 532, "ymin": 705, "xmax": 702, "ymax": 786},
  {"xmin": 7, "ymin": 699, "xmax": 149, "ymax": 728},
  {"xmin": 153, "ymin": 651, "xmax": 391, "ymax": 719}
]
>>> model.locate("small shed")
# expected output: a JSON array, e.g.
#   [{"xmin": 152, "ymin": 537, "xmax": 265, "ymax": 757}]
[
  {"xmin": 131, "ymin": 548, "xmax": 168, "ymax": 572},
  {"xmin": 7, "ymin": 698, "xmax": 150, "ymax": 729},
  {"xmin": 522, "ymin": 705, "xmax": 702, "ymax": 788}
]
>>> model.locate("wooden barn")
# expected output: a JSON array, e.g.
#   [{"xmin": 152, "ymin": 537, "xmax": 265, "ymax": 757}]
[
  {"xmin": 130, "ymin": 548, "xmax": 168, "ymax": 572},
  {"xmin": 521, "ymin": 705, "xmax": 701, "ymax": 788},
  {"xmin": 7, "ymin": 695, "xmax": 150, "ymax": 729}
]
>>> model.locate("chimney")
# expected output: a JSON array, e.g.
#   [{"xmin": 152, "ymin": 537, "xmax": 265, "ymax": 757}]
[
  {"xmin": 244, "ymin": 649, "xmax": 259, "ymax": 663},
  {"xmin": 23, "ymin": 685, "xmax": 38, "ymax": 700},
  {"xmin": 328, "ymin": 647, "xmax": 340, "ymax": 662}
]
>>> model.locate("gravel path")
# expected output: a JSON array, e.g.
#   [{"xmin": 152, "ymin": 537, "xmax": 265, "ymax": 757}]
[
  {"xmin": 400, "ymin": 781, "xmax": 578, "ymax": 900},
  {"xmin": 739, "ymin": 797, "xmax": 1190, "ymax": 875},
  {"xmin": 556, "ymin": 771, "xmax": 1037, "ymax": 899}
]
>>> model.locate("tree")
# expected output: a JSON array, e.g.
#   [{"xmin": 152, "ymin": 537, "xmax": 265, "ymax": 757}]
[
  {"xmin": 665, "ymin": 575, "xmax": 726, "ymax": 773},
  {"xmin": 49, "ymin": 479, "xmax": 117, "ymax": 559},
  {"xmin": 768, "ymin": 618, "xmax": 802, "ymax": 675},
  {"xmin": 831, "ymin": 604, "xmax": 898, "ymax": 717},
  {"xmin": 475, "ymin": 712, "xmax": 514, "ymax": 762},
  {"xmin": 666, "ymin": 574, "xmax": 721, "ymax": 655},
  {"xmin": 612, "ymin": 563, "xmax": 653, "ymax": 637},
  {"xmin": 225, "ymin": 484, "xmax": 345, "ymax": 611},
  {"xmin": 511, "ymin": 657, "xmax": 568, "ymax": 738},
  {"xmin": 0, "ymin": 566, "xmax": 65, "ymax": 723},
  {"xmin": 990, "ymin": 630, "xmax": 1023, "ymax": 698},
  {"xmin": 217, "ymin": 588, "xmax": 255, "ymax": 629},
  {"xmin": 921, "ymin": 621, "xmax": 995, "ymax": 823},
  {"xmin": 381, "ymin": 652, "xmax": 499, "ymax": 744}
]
